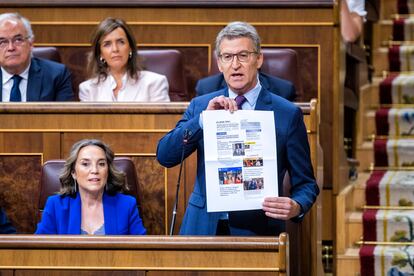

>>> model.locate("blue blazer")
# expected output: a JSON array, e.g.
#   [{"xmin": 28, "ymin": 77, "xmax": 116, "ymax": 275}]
[
  {"xmin": 195, "ymin": 72, "xmax": 296, "ymax": 101},
  {"xmin": 35, "ymin": 192, "xmax": 146, "ymax": 235},
  {"xmin": 0, "ymin": 57, "xmax": 74, "ymax": 101},
  {"xmin": 0, "ymin": 208, "xmax": 16, "ymax": 234},
  {"xmin": 157, "ymin": 88, "xmax": 319, "ymax": 235}
]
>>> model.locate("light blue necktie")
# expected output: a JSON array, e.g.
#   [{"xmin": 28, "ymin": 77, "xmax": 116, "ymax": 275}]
[{"xmin": 10, "ymin": 75, "xmax": 22, "ymax": 102}]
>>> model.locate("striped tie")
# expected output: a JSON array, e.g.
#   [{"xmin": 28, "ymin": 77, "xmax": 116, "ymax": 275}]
[{"xmin": 235, "ymin": 95, "xmax": 246, "ymax": 109}]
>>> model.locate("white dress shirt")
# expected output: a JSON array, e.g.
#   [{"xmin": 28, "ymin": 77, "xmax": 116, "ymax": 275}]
[
  {"xmin": 1, "ymin": 64, "xmax": 30, "ymax": 102},
  {"xmin": 347, "ymin": 0, "xmax": 367, "ymax": 20}
]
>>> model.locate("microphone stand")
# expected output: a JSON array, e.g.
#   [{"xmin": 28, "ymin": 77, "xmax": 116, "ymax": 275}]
[{"xmin": 169, "ymin": 129, "xmax": 189, "ymax": 235}]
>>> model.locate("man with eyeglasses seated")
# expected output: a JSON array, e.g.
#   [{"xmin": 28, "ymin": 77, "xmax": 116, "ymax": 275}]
[
  {"xmin": 157, "ymin": 21, "xmax": 319, "ymax": 236},
  {"xmin": 0, "ymin": 13, "xmax": 73, "ymax": 102}
]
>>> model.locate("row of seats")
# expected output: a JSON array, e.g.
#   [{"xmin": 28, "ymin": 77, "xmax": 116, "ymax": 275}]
[
  {"xmin": 32, "ymin": 47, "xmax": 303, "ymax": 101},
  {"xmin": 38, "ymin": 157, "xmax": 301, "ymax": 274}
]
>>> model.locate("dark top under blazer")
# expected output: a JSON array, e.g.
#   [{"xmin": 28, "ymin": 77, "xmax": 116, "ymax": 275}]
[
  {"xmin": 0, "ymin": 208, "xmax": 16, "ymax": 234},
  {"xmin": 35, "ymin": 192, "xmax": 146, "ymax": 235},
  {"xmin": 157, "ymin": 88, "xmax": 319, "ymax": 235},
  {"xmin": 0, "ymin": 57, "xmax": 74, "ymax": 101},
  {"xmin": 195, "ymin": 72, "xmax": 296, "ymax": 101}
]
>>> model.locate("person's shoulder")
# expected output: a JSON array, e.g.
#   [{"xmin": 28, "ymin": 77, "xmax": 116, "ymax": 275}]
[
  {"xmin": 195, "ymin": 73, "xmax": 225, "ymax": 96},
  {"xmin": 198, "ymin": 73, "xmax": 224, "ymax": 84},
  {"xmin": 112, "ymin": 193, "xmax": 137, "ymax": 204},
  {"xmin": 79, "ymin": 77, "xmax": 98, "ymax": 88},
  {"xmin": 47, "ymin": 194, "xmax": 62, "ymax": 201},
  {"xmin": 260, "ymin": 72, "xmax": 292, "ymax": 87},
  {"xmin": 192, "ymin": 87, "xmax": 226, "ymax": 103},
  {"xmin": 140, "ymin": 70, "xmax": 167, "ymax": 81},
  {"xmin": 45, "ymin": 194, "xmax": 69, "ymax": 207},
  {"xmin": 265, "ymin": 88, "xmax": 299, "ymax": 111},
  {"xmin": 32, "ymin": 57, "xmax": 66, "ymax": 70},
  {"xmin": 259, "ymin": 72, "xmax": 296, "ymax": 99}
]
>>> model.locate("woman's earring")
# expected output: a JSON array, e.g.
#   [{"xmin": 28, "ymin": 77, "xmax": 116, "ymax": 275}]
[
  {"xmin": 73, "ymin": 178, "xmax": 77, "ymax": 194},
  {"xmin": 100, "ymin": 57, "xmax": 106, "ymax": 64},
  {"xmin": 129, "ymin": 51, "xmax": 132, "ymax": 59}
]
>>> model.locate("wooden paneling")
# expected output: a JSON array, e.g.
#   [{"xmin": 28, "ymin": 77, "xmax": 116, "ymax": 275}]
[
  {"xmin": 0, "ymin": 235, "xmax": 288, "ymax": 275},
  {"xmin": 0, "ymin": 155, "xmax": 41, "ymax": 233}
]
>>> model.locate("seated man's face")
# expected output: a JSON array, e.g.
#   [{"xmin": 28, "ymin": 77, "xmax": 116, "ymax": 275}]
[
  {"xmin": 0, "ymin": 19, "xmax": 32, "ymax": 75},
  {"xmin": 218, "ymin": 37, "xmax": 263, "ymax": 95}
]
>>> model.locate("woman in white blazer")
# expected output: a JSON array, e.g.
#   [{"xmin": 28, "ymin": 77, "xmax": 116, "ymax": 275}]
[{"xmin": 79, "ymin": 18, "xmax": 170, "ymax": 102}]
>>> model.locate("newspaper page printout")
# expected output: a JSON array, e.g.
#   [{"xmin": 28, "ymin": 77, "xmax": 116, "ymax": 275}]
[{"xmin": 203, "ymin": 110, "xmax": 278, "ymax": 212}]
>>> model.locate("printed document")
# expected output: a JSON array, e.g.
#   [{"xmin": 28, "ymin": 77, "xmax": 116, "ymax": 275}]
[{"xmin": 203, "ymin": 110, "xmax": 278, "ymax": 212}]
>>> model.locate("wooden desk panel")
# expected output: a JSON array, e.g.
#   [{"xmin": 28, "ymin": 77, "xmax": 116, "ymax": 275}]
[{"xmin": 0, "ymin": 235, "xmax": 288, "ymax": 275}]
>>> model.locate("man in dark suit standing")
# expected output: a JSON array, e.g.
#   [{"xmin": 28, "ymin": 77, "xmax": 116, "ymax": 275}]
[
  {"xmin": 196, "ymin": 71, "xmax": 296, "ymax": 101},
  {"xmin": 0, "ymin": 13, "xmax": 73, "ymax": 102},
  {"xmin": 157, "ymin": 21, "xmax": 318, "ymax": 236}
]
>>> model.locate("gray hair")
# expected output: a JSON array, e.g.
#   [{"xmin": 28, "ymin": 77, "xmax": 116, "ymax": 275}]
[
  {"xmin": 215, "ymin": 21, "xmax": 261, "ymax": 57},
  {"xmin": 0, "ymin": 13, "xmax": 34, "ymax": 40}
]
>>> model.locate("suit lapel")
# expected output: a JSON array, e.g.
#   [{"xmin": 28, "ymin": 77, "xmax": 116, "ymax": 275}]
[
  {"xmin": 255, "ymin": 88, "xmax": 273, "ymax": 111},
  {"xmin": 103, "ymin": 193, "xmax": 117, "ymax": 235},
  {"xmin": 220, "ymin": 76, "xmax": 227, "ymax": 90},
  {"xmin": 27, "ymin": 58, "xmax": 42, "ymax": 101},
  {"xmin": 68, "ymin": 193, "xmax": 81, "ymax": 234}
]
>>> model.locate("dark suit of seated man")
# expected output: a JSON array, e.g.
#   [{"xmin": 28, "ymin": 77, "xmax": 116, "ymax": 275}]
[
  {"xmin": 196, "ymin": 71, "xmax": 296, "ymax": 101},
  {"xmin": 0, "ymin": 208, "xmax": 16, "ymax": 234},
  {"xmin": 157, "ymin": 21, "xmax": 319, "ymax": 236},
  {"xmin": 0, "ymin": 13, "xmax": 73, "ymax": 102}
]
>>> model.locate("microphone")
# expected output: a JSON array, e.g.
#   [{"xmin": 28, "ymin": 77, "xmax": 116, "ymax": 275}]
[{"xmin": 169, "ymin": 129, "xmax": 190, "ymax": 235}]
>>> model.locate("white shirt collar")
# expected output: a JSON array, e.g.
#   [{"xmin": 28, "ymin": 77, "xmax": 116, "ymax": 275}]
[
  {"xmin": 228, "ymin": 74, "xmax": 262, "ymax": 109},
  {"xmin": 109, "ymin": 73, "xmax": 128, "ymax": 101},
  {"xmin": 2, "ymin": 61, "xmax": 31, "ymax": 84}
]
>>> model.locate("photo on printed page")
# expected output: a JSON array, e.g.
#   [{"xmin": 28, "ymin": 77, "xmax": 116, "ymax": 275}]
[
  {"xmin": 232, "ymin": 142, "xmax": 245, "ymax": 156},
  {"xmin": 243, "ymin": 157, "xmax": 263, "ymax": 167},
  {"xmin": 218, "ymin": 167, "xmax": 243, "ymax": 185},
  {"xmin": 243, "ymin": 177, "xmax": 264, "ymax": 191}
]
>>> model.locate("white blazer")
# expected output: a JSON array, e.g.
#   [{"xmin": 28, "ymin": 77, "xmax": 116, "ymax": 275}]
[{"xmin": 79, "ymin": 70, "xmax": 170, "ymax": 102}]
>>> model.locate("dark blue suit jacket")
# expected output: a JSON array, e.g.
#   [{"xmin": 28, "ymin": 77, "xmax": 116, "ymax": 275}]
[
  {"xmin": 157, "ymin": 88, "xmax": 319, "ymax": 235},
  {"xmin": 0, "ymin": 57, "xmax": 74, "ymax": 101},
  {"xmin": 195, "ymin": 72, "xmax": 296, "ymax": 101},
  {"xmin": 35, "ymin": 192, "xmax": 146, "ymax": 235},
  {"xmin": 0, "ymin": 208, "xmax": 16, "ymax": 234}
]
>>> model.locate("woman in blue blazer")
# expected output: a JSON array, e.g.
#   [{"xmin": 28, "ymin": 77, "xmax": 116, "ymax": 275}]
[{"xmin": 35, "ymin": 139, "xmax": 146, "ymax": 235}]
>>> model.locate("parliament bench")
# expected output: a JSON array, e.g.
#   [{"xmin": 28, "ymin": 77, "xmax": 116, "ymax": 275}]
[
  {"xmin": 0, "ymin": 234, "xmax": 289, "ymax": 275},
  {"xmin": 0, "ymin": 101, "xmax": 317, "ymax": 275}
]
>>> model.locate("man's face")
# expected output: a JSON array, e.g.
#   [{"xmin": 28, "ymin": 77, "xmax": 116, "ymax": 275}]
[
  {"xmin": 0, "ymin": 19, "xmax": 32, "ymax": 75},
  {"xmin": 217, "ymin": 37, "xmax": 263, "ymax": 95}
]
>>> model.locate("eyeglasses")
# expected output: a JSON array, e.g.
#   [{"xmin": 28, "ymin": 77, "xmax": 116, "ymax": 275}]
[
  {"xmin": 0, "ymin": 36, "xmax": 30, "ymax": 49},
  {"xmin": 218, "ymin": 51, "xmax": 258, "ymax": 63}
]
